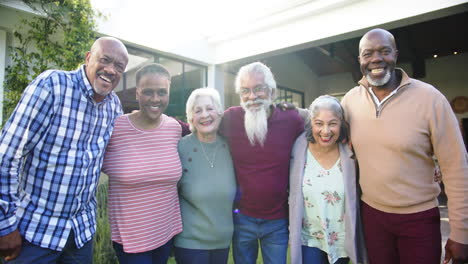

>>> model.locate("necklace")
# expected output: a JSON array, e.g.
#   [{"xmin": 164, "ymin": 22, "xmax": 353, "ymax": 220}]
[{"xmin": 198, "ymin": 139, "xmax": 219, "ymax": 168}]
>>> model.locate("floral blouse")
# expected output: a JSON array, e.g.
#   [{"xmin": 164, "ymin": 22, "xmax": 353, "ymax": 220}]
[{"xmin": 301, "ymin": 150, "xmax": 347, "ymax": 263}]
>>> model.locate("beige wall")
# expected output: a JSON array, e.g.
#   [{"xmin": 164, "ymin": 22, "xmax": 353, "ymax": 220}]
[
  {"xmin": 317, "ymin": 72, "xmax": 355, "ymax": 100},
  {"xmin": 313, "ymin": 52, "xmax": 468, "ymax": 122},
  {"xmin": 268, "ymin": 54, "xmax": 319, "ymax": 106},
  {"xmin": 0, "ymin": 5, "xmax": 34, "ymax": 29},
  {"xmin": 222, "ymin": 52, "xmax": 468, "ymax": 120},
  {"xmin": 420, "ymin": 53, "xmax": 468, "ymax": 121},
  {"xmin": 223, "ymin": 54, "xmax": 320, "ymax": 109},
  {"xmin": 223, "ymin": 71, "xmax": 238, "ymax": 109}
]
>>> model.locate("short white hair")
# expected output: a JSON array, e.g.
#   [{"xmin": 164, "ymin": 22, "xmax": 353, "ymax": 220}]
[
  {"xmin": 186, "ymin": 87, "xmax": 224, "ymax": 132},
  {"xmin": 234, "ymin": 62, "xmax": 277, "ymax": 98}
]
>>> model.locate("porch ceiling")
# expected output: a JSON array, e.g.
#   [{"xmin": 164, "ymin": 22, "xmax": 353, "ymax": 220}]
[{"xmin": 296, "ymin": 11, "xmax": 468, "ymax": 81}]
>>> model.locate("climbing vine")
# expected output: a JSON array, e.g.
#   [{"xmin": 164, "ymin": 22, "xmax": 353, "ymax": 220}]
[{"xmin": 3, "ymin": 0, "xmax": 99, "ymax": 124}]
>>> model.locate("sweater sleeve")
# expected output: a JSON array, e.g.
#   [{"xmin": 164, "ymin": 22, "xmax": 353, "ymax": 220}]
[
  {"xmin": 341, "ymin": 92, "xmax": 351, "ymax": 121},
  {"xmin": 288, "ymin": 134, "xmax": 306, "ymax": 264},
  {"xmin": 430, "ymin": 95, "xmax": 468, "ymax": 244}
]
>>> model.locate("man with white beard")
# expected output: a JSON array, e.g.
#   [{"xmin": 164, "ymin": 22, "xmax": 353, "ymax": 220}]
[
  {"xmin": 219, "ymin": 62, "xmax": 304, "ymax": 264},
  {"xmin": 341, "ymin": 28, "xmax": 468, "ymax": 264}
]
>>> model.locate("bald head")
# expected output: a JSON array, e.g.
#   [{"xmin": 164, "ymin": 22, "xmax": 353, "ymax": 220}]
[
  {"xmin": 358, "ymin": 28, "xmax": 399, "ymax": 88},
  {"xmin": 359, "ymin": 28, "xmax": 396, "ymax": 54},
  {"xmin": 90, "ymin": 37, "xmax": 128, "ymax": 55},
  {"xmin": 85, "ymin": 37, "xmax": 129, "ymax": 102}
]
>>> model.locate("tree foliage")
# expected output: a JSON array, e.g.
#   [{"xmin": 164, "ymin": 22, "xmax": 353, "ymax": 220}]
[{"xmin": 3, "ymin": 0, "xmax": 99, "ymax": 124}]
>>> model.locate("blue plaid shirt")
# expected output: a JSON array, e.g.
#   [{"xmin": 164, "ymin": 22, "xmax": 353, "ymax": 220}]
[{"xmin": 0, "ymin": 65, "xmax": 122, "ymax": 251}]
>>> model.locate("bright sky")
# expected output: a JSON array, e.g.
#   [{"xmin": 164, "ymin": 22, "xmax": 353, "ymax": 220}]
[{"xmin": 91, "ymin": 0, "xmax": 311, "ymax": 40}]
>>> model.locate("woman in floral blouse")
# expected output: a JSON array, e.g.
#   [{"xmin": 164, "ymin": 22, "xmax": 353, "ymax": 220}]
[{"xmin": 289, "ymin": 95, "xmax": 368, "ymax": 264}]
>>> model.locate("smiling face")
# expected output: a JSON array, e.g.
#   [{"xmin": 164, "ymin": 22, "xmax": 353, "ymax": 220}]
[
  {"xmin": 311, "ymin": 109, "xmax": 341, "ymax": 148},
  {"xmin": 359, "ymin": 29, "xmax": 398, "ymax": 88},
  {"xmin": 136, "ymin": 73, "xmax": 170, "ymax": 123},
  {"xmin": 85, "ymin": 38, "xmax": 128, "ymax": 102},
  {"xmin": 192, "ymin": 96, "xmax": 222, "ymax": 137},
  {"xmin": 239, "ymin": 72, "xmax": 273, "ymax": 112}
]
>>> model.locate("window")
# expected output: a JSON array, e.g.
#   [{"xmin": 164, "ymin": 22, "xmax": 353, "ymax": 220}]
[
  {"xmin": 115, "ymin": 46, "xmax": 207, "ymax": 116},
  {"xmin": 159, "ymin": 57, "xmax": 184, "ymax": 118},
  {"xmin": 274, "ymin": 85, "xmax": 304, "ymax": 108},
  {"xmin": 166, "ymin": 62, "xmax": 207, "ymax": 120}
]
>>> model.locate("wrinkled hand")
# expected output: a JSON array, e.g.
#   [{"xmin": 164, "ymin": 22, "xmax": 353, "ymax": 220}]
[
  {"xmin": 444, "ymin": 239, "xmax": 468, "ymax": 264},
  {"xmin": 0, "ymin": 229, "xmax": 22, "ymax": 261},
  {"xmin": 276, "ymin": 102, "xmax": 296, "ymax": 111}
]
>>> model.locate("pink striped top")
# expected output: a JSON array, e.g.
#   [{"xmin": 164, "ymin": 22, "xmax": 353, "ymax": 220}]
[{"xmin": 102, "ymin": 114, "xmax": 182, "ymax": 253}]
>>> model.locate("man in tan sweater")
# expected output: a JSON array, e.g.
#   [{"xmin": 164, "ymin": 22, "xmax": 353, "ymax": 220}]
[{"xmin": 341, "ymin": 28, "xmax": 468, "ymax": 264}]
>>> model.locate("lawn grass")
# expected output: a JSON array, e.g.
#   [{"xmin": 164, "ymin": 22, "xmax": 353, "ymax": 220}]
[{"xmin": 94, "ymin": 181, "xmax": 118, "ymax": 264}]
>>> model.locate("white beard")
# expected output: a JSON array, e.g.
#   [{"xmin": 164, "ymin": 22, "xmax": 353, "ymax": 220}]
[
  {"xmin": 366, "ymin": 70, "xmax": 391, "ymax": 87},
  {"xmin": 241, "ymin": 99, "xmax": 270, "ymax": 147}
]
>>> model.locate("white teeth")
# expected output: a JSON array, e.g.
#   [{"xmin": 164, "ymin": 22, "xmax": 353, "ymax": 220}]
[
  {"xmin": 150, "ymin": 106, "xmax": 159, "ymax": 110},
  {"xmin": 371, "ymin": 68, "xmax": 384, "ymax": 74},
  {"xmin": 100, "ymin": 75, "xmax": 111, "ymax": 82},
  {"xmin": 200, "ymin": 120, "xmax": 213, "ymax": 125}
]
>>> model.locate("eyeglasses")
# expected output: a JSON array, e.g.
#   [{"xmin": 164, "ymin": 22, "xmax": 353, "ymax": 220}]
[{"xmin": 240, "ymin": 85, "xmax": 269, "ymax": 96}]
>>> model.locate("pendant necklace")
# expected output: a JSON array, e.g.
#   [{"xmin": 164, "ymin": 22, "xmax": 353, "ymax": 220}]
[{"xmin": 198, "ymin": 139, "xmax": 219, "ymax": 168}]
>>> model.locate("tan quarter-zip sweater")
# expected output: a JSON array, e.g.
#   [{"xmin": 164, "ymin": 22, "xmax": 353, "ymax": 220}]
[{"xmin": 341, "ymin": 68, "xmax": 468, "ymax": 244}]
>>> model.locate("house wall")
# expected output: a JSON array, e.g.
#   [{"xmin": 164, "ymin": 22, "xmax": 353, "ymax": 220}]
[
  {"xmin": 221, "ymin": 51, "xmax": 468, "ymax": 124},
  {"xmin": 314, "ymin": 52, "xmax": 468, "ymax": 122},
  {"xmin": 317, "ymin": 72, "xmax": 355, "ymax": 100},
  {"xmin": 223, "ymin": 71, "xmax": 237, "ymax": 108},
  {"xmin": 212, "ymin": 0, "xmax": 468, "ymax": 64},
  {"xmin": 267, "ymin": 53, "xmax": 320, "ymax": 106},
  {"xmin": 222, "ymin": 53, "xmax": 320, "ymax": 109},
  {"xmin": 0, "ymin": 5, "xmax": 32, "ymax": 124},
  {"xmin": 89, "ymin": 0, "xmax": 468, "ymax": 65},
  {"xmin": 421, "ymin": 53, "xmax": 468, "ymax": 121},
  {"xmin": 0, "ymin": 5, "xmax": 65, "ymax": 124},
  {"xmin": 2, "ymin": 1, "xmax": 468, "ymax": 124}
]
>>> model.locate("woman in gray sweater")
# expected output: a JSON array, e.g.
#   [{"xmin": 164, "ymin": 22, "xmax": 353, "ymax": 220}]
[{"xmin": 174, "ymin": 87, "xmax": 236, "ymax": 264}]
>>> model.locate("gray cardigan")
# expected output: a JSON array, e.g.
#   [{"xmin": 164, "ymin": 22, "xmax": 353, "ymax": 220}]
[{"xmin": 288, "ymin": 132, "xmax": 368, "ymax": 264}]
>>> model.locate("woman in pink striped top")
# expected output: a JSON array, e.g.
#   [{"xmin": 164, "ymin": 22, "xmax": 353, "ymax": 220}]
[{"xmin": 102, "ymin": 63, "xmax": 182, "ymax": 264}]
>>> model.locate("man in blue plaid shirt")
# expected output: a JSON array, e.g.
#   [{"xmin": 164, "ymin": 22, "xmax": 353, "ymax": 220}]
[{"xmin": 0, "ymin": 37, "xmax": 128, "ymax": 263}]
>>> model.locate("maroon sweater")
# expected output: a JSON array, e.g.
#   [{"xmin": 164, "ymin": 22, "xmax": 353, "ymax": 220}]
[{"xmin": 220, "ymin": 106, "xmax": 304, "ymax": 219}]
